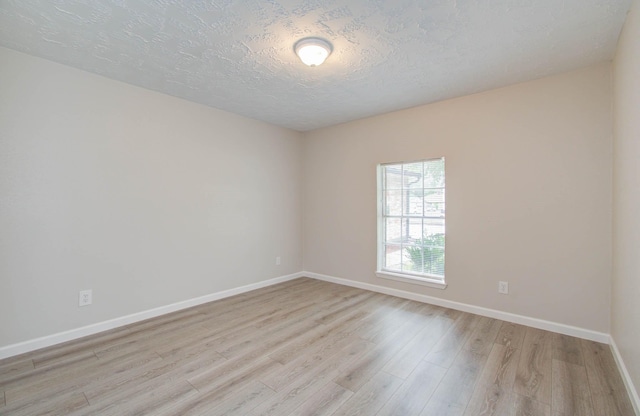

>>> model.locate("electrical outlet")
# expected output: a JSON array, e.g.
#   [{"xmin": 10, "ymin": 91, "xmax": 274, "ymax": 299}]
[
  {"xmin": 276, "ymin": 256, "xmax": 281, "ymax": 266},
  {"xmin": 79, "ymin": 290, "xmax": 92, "ymax": 307},
  {"xmin": 498, "ymin": 281, "xmax": 509, "ymax": 295}
]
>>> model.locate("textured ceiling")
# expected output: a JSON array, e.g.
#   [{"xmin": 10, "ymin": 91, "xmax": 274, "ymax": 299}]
[{"xmin": 0, "ymin": 0, "xmax": 632, "ymax": 131}]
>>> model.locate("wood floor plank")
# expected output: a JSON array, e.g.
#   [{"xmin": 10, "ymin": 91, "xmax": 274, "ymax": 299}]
[
  {"xmin": 357, "ymin": 299, "xmax": 427, "ymax": 345},
  {"xmin": 0, "ymin": 358, "xmax": 34, "ymax": 382},
  {"xmin": 194, "ymin": 279, "xmax": 329, "ymax": 334},
  {"xmin": 78, "ymin": 352, "xmax": 221, "ymax": 415},
  {"xmin": 331, "ymin": 371, "xmax": 403, "ymax": 416},
  {"xmin": 0, "ymin": 278, "xmax": 633, "ymax": 416},
  {"xmin": 164, "ymin": 301, "xmax": 318, "ymax": 362},
  {"xmin": 120, "ymin": 307, "xmax": 205, "ymax": 335},
  {"xmin": 464, "ymin": 316, "xmax": 503, "ymax": 357},
  {"xmin": 287, "ymin": 381, "xmax": 353, "ymax": 416},
  {"xmin": 420, "ymin": 316, "xmax": 502, "ymax": 416},
  {"xmin": 83, "ymin": 348, "xmax": 224, "ymax": 405},
  {"xmin": 381, "ymin": 314, "xmax": 452, "ymax": 379},
  {"xmin": 3, "ymin": 352, "xmax": 99, "ymax": 403},
  {"xmin": 171, "ymin": 359, "xmax": 282, "ymax": 415},
  {"xmin": 83, "ymin": 352, "xmax": 192, "ymax": 402},
  {"xmin": 250, "ymin": 339, "xmax": 365, "ymax": 416},
  {"xmin": 154, "ymin": 313, "xmax": 276, "ymax": 359},
  {"xmin": 553, "ymin": 333, "xmax": 584, "ymax": 366},
  {"xmin": 333, "ymin": 311, "xmax": 425, "ymax": 392},
  {"xmin": 184, "ymin": 380, "xmax": 275, "ymax": 416},
  {"xmin": 5, "ymin": 349, "xmax": 162, "ymax": 404},
  {"xmin": 371, "ymin": 301, "xmax": 434, "ymax": 344},
  {"xmin": 495, "ymin": 321, "xmax": 527, "ymax": 350},
  {"xmin": 212, "ymin": 292, "xmax": 321, "ymax": 335},
  {"xmin": 313, "ymin": 290, "xmax": 377, "ymax": 325},
  {"xmin": 261, "ymin": 336, "xmax": 373, "ymax": 393},
  {"xmin": 0, "ymin": 362, "xmax": 34, "ymax": 390},
  {"xmin": 186, "ymin": 355, "xmax": 282, "ymax": 402},
  {"xmin": 551, "ymin": 359, "xmax": 594, "ymax": 416},
  {"xmin": 463, "ymin": 342, "xmax": 521, "ymax": 416},
  {"xmin": 71, "ymin": 380, "xmax": 199, "ymax": 416},
  {"xmin": 32, "ymin": 348, "xmax": 99, "ymax": 371},
  {"xmin": 215, "ymin": 309, "xmax": 325, "ymax": 360},
  {"xmin": 580, "ymin": 339, "xmax": 635, "ymax": 416},
  {"xmin": 92, "ymin": 318, "xmax": 211, "ymax": 360},
  {"xmin": 510, "ymin": 393, "xmax": 551, "ymax": 416},
  {"xmin": 420, "ymin": 351, "xmax": 490, "ymax": 416},
  {"xmin": 155, "ymin": 322, "xmax": 247, "ymax": 361},
  {"xmin": 332, "ymin": 340, "xmax": 403, "ymax": 393},
  {"xmin": 424, "ymin": 312, "xmax": 482, "ymax": 368},
  {"xmin": 351, "ymin": 296, "xmax": 411, "ymax": 339},
  {"xmin": 2, "ymin": 391, "xmax": 89, "ymax": 416},
  {"xmin": 440, "ymin": 306, "xmax": 463, "ymax": 321},
  {"xmin": 198, "ymin": 278, "xmax": 323, "ymax": 315},
  {"xmin": 16, "ymin": 326, "xmax": 132, "ymax": 371},
  {"xmin": 514, "ymin": 327, "xmax": 553, "ymax": 405},
  {"xmin": 208, "ymin": 293, "xmax": 318, "ymax": 330},
  {"xmin": 267, "ymin": 308, "xmax": 368, "ymax": 366},
  {"xmin": 195, "ymin": 283, "xmax": 308, "ymax": 318},
  {"xmin": 377, "ymin": 361, "xmax": 447, "ymax": 416},
  {"xmin": 251, "ymin": 374, "xmax": 337, "ymax": 416}
]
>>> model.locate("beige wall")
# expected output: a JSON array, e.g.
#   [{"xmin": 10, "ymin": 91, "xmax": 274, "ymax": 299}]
[
  {"xmin": 0, "ymin": 47, "xmax": 303, "ymax": 347},
  {"xmin": 303, "ymin": 64, "xmax": 613, "ymax": 333},
  {"xmin": 613, "ymin": 0, "xmax": 640, "ymax": 400}
]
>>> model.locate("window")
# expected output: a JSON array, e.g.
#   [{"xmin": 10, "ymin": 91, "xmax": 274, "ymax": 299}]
[{"xmin": 376, "ymin": 158, "xmax": 446, "ymax": 288}]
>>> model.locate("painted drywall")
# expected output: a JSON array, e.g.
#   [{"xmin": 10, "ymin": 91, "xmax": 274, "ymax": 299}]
[
  {"xmin": 613, "ymin": 0, "xmax": 640, "ymax": 400},
  {"xmin": 0, "ymin": 47, "xmax": 303, "ymax": 348},
  {"xmin": 303, "ymin": 64, "xmax": 613, "ymax": 333}
]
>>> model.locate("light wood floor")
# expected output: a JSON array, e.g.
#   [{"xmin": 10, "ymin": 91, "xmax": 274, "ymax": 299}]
[{"xmin": 0, "ymin": 278, "xmax": 634, "ymax": 416}]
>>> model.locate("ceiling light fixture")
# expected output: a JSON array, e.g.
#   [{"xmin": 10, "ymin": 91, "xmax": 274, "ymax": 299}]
[{"xmin": 294, "ymin": 37, "xmax": 332, "ymax": 67}]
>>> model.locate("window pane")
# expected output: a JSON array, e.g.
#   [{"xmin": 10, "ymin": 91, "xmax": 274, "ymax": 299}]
[
  {"xmin": 384, "ymin": 244, "xmax": 402, "ymax": 271},
  {"xmin": 404, "ymin": 243, "xmax": 424, "ymax": 274},
  {"xmin": 425, "ymin": 247, "xmax": 445, "ymax": 275},
  {"xmin": 384, "ymin": 190, "xmax": 402, "ymax": 216},
  {"xmin": 424, "ymin": 189, "xmax": 445, "ymax": 217},
  {"xmin": 384, "ymin": 166, "xmax": 403, "ymax": 190},
  {"xmin": 400, "ymin": 218, "xmax": 409, "ymax": 243},
  {"xmin": 407, "ymin": 218, "xmax": 423, "ymax": 241},
  {"xmin": 385, "ymin": 218, "xmax": 401, "ymax": 243},
  {"xmin": 425, "ymin": 189, "xmax": 444, "ymax": 203},
  {"xmin": 408, "ymin": 233, "xmax": 444, "ymax": 276},
  {"xmin": 405, "ymin": 189, "xmax": 424, "ymax": 216},
  {"xmin": 403, "ymin": 162, "xmax": 423, "ymax": 189},
  {"xmin": 423, "ymin": 218, "xmax": 445, "ymax": 238},
  {"xmin": 425, "ymin": 203, "xmax": 445, "ymax": 218},
  {"xmin": 424, "ymin": 158, "xmax": 445, "ymax": 188}
]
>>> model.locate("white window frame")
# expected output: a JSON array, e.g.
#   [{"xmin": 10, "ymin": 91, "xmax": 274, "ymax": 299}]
[{"xmin": 376, "ymin": 158, "xmax": 447, "ymax": 289}]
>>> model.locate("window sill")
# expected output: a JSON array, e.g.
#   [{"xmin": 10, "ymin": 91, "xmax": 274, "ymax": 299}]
[{"xmin": 375, "ymin": 271, "xmax": 447, "ymax": 290}]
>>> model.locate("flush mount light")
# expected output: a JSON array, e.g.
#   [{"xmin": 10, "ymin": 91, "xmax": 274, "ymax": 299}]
[{"xmin": 294, "ymin": 37, "xmax": 333, "ymax": 67}]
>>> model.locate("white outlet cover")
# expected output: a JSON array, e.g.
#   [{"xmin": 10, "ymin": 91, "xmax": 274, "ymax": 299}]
[
  {"xmin": 498, "ymin": 281, "xmax": 509, "ymax": 294},
  {"xmin": 79, "ymin": 290, "xmax": 92, "ymax": 306}
]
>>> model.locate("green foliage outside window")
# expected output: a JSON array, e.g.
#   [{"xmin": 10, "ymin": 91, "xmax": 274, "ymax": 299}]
[{"xmin": 405, "ymin": 233, "xmax": 445, "ymax": 275}]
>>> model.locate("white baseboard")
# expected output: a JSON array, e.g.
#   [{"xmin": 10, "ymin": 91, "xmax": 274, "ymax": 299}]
[
  {"xmin": 0, "ymin": 270, "xmax": 614, "ymax": 359},
  {"xmin": 304, "ymin": 271, "xmax": 610, "ymax": 344},
  {"xmin": 0, "ymin": 272, "xmax": 304, "ymax": 360},
  {"xmin": 610, "ymin": 338, "xmax": 640, "ymax": 415}
]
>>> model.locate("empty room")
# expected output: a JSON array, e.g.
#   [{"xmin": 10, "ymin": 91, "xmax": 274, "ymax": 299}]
[{"xmin": 1, "ymin": 1, "xmax": 639, "ymax": 415}]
